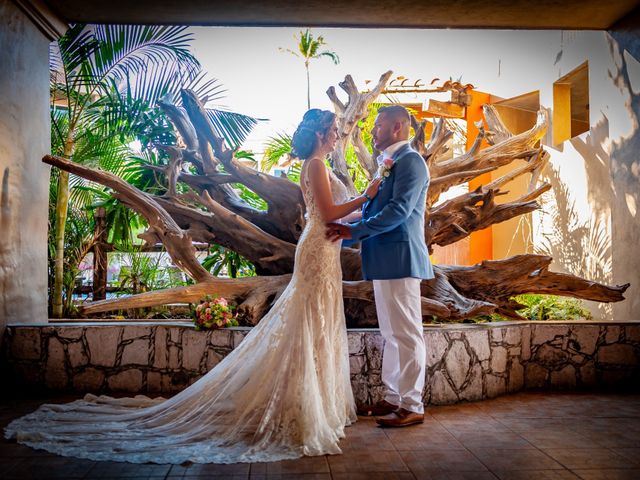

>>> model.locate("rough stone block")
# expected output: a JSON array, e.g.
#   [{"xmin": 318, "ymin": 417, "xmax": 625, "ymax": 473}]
[
  {"xmin": 147, "ymin": 371, "xmax": 162, "ymax": 391},
  {"xmin": 490, "ymin": 328, "xmax": 504, "ymax": 343},
  {"xmin": 467, "ymin": 330, "xmax": 491, "ymax": 361},
  {"xmin": 121, "ymin": 339, "xmax": 149, "ymax": 366},
  {"xmin": 604, "ymin": 326, "xmax": 621, "ymax": 344},
  {"xmin": 169, "ymin": 327, "xmax": 181, "ymax": 343},
  {"xmin": 550, "ymin": 365, "xmax": 576, "ymax": 388},
  {"xmin": 579, "ymin": 362, "xmax": 597, "ymax": 386},
  {"xmin": 509, "ymin": 346, "xmax": 522, "ymax": 356},
  {"xmin": 232, "ymin": 330, "xmax": 248, "ymax": 348},
  {"xmin": 509, "ymin": 360, "xmax": 524, "ymax": 392},
  {"xmin": 430, "ymin": 370, "xmax": 457, "ymax": 405},
  {"xmin": 10, "ymin": 328, "xmax": 41, "ymax": 360},
  {"xmin": 108, "ymin": 369, "xmax": 143, "ymax": 391},
  {"xmin": 525, "ymin": 363, "xmax": 548, "ymax": 388},
  {"xmin": 485, "ymin": 374, "xmax": 507, "ymax": 398},
  {"xmin": 522, "ymin": 326, "xmax": 532, "ymax": 361},
  {"xmin": 45, "ymin": 337, "xmax": 67, "ymax": 389},
  {"xmin": 627, "ymin": 326, "xmax": 640, "ymax": 343},
  {"xmin": 347, "ymin": 332, "xmax": 365, "ymax": 355},
  {"xmin": 67, "ymin": 341, "xmax": 89, "ymax": 368},
  {"xmin": 570, "ymin": 325, "xmax": 599, "ymax": 355},
  {"xmin": 153, "ymin": 327, "xmax": 168, "ymax": 368},
  {"xmin": 350, "ymin": 376, "xmax": 369, "ymax": 406},
  {"xmin": 596, "ymin": 344, "xmax": 637, "ymax": 365},
  {"xmin": 210, "ymin": 329, "xmax": 233, "ymax": 349},
  {"xmin": 86, "ymin": 327, "xmax": 120, "ymax": 367},
  {"xmin": 534, "ymin": 344, "xmax": 570, "ymax": 368},
  {"xmin": 365, "ymin": 333, "xmax": 384, "ymax": 371},
  {"xmin": 459, "ymin": 364, "xmax": 483, "ymax": 401},
  {"xmin": 73, "ymin": 368, "xmax": 104, "ymax": 391},
  {"xmin": 122, "ymin": 326, "xmax": 152, "ymax": 341},
  {"xmin": 504, "ymin": 327, "xmax": 521, "ymax": 345},
  {"xmin": 182, "ymin": 330, "xmax": 207, "ymax": 371},
  {"xmin": 168, "ymin": 345, "xmax": 181, "ymax": 369},
  {"xmin": 205, "ymin": 349, "xmax": 224, "ymax": 371},
  {"xmin": 445, "ymin": 340, "xmax": 470, "ymax": 391},
  {"xmin": 532, "ymin": 325, "xmax": 569, "ymax": 346},
  {"xmin": 426, "ymin": 331, "xmax": 448, "ymax": 368},
  {"xmin": 349, "ymin": 354, "xmax": 366, "ymax": 375},
  {"xmin": 58, "ymin": 327, "xmax": 84, "ymax": 340},
  {"xmin": 491, "ymin": 346, "xmax": 508, "ymax": 373}
]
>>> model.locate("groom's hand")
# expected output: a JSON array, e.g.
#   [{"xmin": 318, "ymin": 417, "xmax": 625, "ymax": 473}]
[{"xmin": 326, "ymin": 223, "xmax": 352, "ymax": 242}]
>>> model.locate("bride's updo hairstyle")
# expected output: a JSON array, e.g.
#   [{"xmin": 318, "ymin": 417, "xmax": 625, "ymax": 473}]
[{"xmin": 291, "ymin": 109, "xmax": 336, "ymax": 160}]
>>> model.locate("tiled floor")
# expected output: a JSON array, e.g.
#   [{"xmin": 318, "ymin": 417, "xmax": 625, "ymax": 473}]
[{"xmin": 1, "ymin": 391, "xmax": 639, "ymax": 479}]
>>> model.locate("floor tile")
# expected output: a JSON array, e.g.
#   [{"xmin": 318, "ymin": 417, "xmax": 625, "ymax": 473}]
[
  {"xmin": 493, "ymin": 471, "xmax": 581, "ymax": 479},
  {"xmin": 168, "ymin": 461, "xmax": 250, "ymax": 476},
  {"xmin": 519, "ymin": 430, "xmax": 596, "ymax": 449},
  {"xmin": 454, "ymin": 431, "xmax": 534, "ymax": 450},
  {"xmin": 85, "ymin": 461, "xmax": 171, "ymax": 478},
  {"xmin": 471, "ymin": 448, "xmax": 564, "ymax": 471},
  {"xmin": 332, "ymin": 474, "xmax": 415, "ymax": 480},
  {"xmin": 3, "ymin": 455, "xmax": 95, "ymax": 479},
  {"xmin": 541, "ymin": 449, "xmax": 633, "ymax": 470},
  {"xmin": 399, "ymin": 449, "xmax": 489, "ymax": 472},
  {"xmin": 249, "ymin": 475, "xmax": 330, "ymax": 480},
  {"xmin": 328, "ymin": 450, "xmax": 409, "ymax": 473},
  {"xmin": 572, "ymin": 470, "xmax": 640, "ymax": 480}
]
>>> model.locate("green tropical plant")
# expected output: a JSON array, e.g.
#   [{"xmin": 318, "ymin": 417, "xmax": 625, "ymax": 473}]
[
  {"xmin": 49, "ymin": 24, "xmax": 260, "ymax": 317},
  {"xmin": 262, "ymin": 133, "xmax": 293, "ymax": 173},
  {"xmin": 49, "ymin": 24, "xmax": 200, "ymax": 317},
  {"xmin": 202, "ymin": 245, "xmax": 256, "ymax": 278},
  {"xmin": 280, "ymin": 29, "xmax": 340, "ymax": 109},
  {"xmin": 514, "ymin": 294, "xmax": 592, "ymax": 321},
  {"xmin": 465, "ymin": 293, "xmax": 592, "ymax": 323}
]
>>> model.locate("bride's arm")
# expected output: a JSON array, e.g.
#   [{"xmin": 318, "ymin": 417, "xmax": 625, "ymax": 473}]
[{"xmin": 307, "ymin": 158, "xmax": 373, "ymax": 223}]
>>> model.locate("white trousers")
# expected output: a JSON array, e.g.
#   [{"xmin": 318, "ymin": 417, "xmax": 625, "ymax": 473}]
[{"xmin": 373, "ymin": 278, "xmax": 425, "ymax": 414}]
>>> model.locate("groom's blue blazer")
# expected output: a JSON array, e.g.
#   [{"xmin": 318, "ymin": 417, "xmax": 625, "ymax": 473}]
[{"xmin": 347, "ymin": 144, "xmax": 434, "ymax": 281}]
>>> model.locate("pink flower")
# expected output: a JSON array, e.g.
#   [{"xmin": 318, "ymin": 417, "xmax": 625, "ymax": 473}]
[
  {"xmin": 214, "ymin": 297, "xmax": 228, "ymax": 307},
  {"xmin": 383, "ymin": 158, "xmax": 394, "ymax": 168}
]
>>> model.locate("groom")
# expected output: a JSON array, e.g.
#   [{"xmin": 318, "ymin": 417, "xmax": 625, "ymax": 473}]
[{"xmin": 326, "ymin": 105, "xmax": 434, "ymax": 427}]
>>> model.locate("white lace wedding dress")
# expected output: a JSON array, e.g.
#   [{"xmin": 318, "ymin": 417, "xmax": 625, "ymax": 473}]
[{"xmin": 5, "ymin": 169, "xmax": 356, "ymax": 464}]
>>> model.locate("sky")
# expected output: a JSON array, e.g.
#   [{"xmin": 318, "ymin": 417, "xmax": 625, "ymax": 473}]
[{"xmin": 189, "ymin": 27, "xmax": 564, "ymax": 155}]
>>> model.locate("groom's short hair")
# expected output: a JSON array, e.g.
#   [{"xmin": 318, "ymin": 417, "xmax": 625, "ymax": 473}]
[{"xmin": 378, "ymin": 105, "xmax": 411, "ymax": 125}]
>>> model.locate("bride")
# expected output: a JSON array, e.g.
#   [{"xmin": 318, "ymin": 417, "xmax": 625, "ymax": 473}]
[{"xmin": 5, "ymin": 109, "xmax": 381, "ymax": 464}]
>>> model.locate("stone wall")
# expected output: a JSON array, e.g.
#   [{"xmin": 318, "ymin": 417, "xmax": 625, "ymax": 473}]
[{"xmin": 3, "ymin": 321, "xmax": 639, "ymax": 405}]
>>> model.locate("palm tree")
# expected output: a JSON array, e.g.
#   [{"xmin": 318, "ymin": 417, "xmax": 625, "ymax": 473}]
[
  {"xmin": 49, "ymin": 24, "xmax": 259, "ymax": 317},
  {"xmin": 280, "ymin": 29, "xmax": 340, "ymax": 109}
]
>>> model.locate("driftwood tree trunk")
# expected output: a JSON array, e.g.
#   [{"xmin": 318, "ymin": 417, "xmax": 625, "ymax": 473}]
[{"xmin": 46, "ymin": 73, "xmax": 630, "ymax": 325}]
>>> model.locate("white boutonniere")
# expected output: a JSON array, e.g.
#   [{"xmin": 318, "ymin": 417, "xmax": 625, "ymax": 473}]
[{"xmin": 378, "ymin": 158, "xmax": 395, "ymax": 179}]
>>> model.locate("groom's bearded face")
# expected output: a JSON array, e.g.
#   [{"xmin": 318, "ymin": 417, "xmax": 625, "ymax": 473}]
[{"xmin": 372, "ymin": 113, "xmax": 396, "ymax": 151}]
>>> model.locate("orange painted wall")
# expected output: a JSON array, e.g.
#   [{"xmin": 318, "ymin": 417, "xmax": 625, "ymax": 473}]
[{"xmin": 466, "ymin": 91, "xmax": 493, "ymax": 265}]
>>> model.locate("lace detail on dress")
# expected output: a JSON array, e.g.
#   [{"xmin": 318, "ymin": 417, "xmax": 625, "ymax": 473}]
[{"xmin": 4, "ymin": 165, "xmax": 356, "ymax": 465}]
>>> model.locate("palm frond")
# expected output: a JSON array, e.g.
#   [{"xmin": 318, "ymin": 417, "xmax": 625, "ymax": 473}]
[
  {"xmin": 206, "ymin": 109, "xmax": 259, "ymax": 149},
  {"xmin": 261, "ymin": 133, "xmax": 292, "ymax": 172}
]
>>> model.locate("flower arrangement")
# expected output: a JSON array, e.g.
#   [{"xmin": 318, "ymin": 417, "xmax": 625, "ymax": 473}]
[
  {"xmin": 378, "ymin": 158, "xmax": 395, "ymax": 178},
  {"xmin": 192, "ymin": 295, "xmax": 239, "ymax": 330}
]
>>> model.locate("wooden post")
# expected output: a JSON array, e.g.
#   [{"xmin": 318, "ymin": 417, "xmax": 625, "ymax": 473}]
[{"xmin": 92, "ymin": 207, "xmax": 108, "ymax": 301}]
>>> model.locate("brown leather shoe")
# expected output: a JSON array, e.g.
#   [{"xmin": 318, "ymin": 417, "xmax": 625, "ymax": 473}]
[
  {"xmin": 357, "ymin": 399, "xmax": 398, "ymax": 417},
  {"xmin": 375, "ymin": 408, "xmax": 424, "ymax": 427}
]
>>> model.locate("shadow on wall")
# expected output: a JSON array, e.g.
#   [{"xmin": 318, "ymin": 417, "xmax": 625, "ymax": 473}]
[
  {"xmin": 607, "ymin": 30, "xmax": 640, "ymax": 321},
  {"xmin": 536, "ymin": 158, "xmax": 613, "ymax": 320},
  {"xmin": 1, "ymin": 167, "xmax": 15, "ymax": 330}
]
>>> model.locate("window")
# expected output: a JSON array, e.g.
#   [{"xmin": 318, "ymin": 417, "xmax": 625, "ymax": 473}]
[
  {"xmin": 492, "ymin": 90, "xmax": 540, "ymax": 136},
  {"xmin": 553, "ymin": 62, "xmax": 589, "ymax": 145}
]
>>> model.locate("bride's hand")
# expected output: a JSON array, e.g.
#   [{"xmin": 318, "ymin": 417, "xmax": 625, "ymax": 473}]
[{"xmin": 364, "ymin": 177, "xmax": 382, "ymax": 200}]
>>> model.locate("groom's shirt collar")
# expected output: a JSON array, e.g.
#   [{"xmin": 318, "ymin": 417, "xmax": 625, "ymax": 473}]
[{"xmin": 378, "ymin": 140, "xmax": 409, "ymax": 165}]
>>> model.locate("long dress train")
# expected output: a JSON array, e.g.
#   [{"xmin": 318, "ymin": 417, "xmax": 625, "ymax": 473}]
[{"xmin": 5, "ymin": 170, "xmax": 356, "ymax": 464}]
